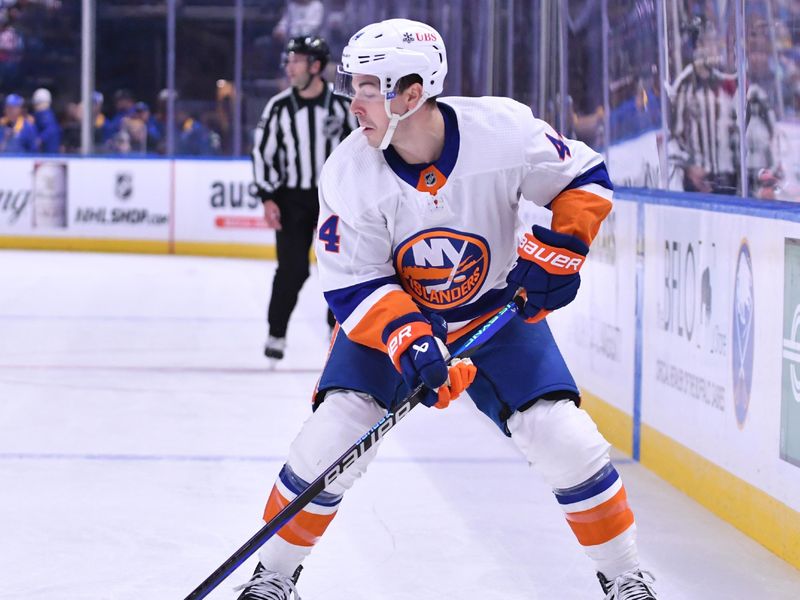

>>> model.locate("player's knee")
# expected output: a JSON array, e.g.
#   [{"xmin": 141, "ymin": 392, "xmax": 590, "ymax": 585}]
[
  {"xmin": 508, "ymin": 398, "xmax": 611, "ymax": 489},
  {"xmin": 286, "ymin": 389, "xmax": 384, "ymax": 496}
]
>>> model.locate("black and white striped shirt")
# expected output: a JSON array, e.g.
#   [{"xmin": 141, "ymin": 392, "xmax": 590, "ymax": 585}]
[
  {"xmin": 670, "ymin": 64, "xmax": 739, "ymax": 180},
  {"xmin": 252, "ymin": 82, "xmax": 356, "ymax": 197}
]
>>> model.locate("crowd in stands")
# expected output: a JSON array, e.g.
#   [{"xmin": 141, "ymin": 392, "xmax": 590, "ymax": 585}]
[
  {"xmin": 0, "ymin": 0, "xmax": 332, "ymax": 156},
  {"xmin": 0, "ymin": 86, "xmax": 222, "ymax": 155}
]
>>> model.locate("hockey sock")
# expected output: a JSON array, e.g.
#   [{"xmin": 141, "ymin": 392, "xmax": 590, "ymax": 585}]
[
  {"xmin": 553, "ymin": 462, "xmax": 639, "ymax": 578},
  {"xmin": 257, "ymin": 463, "xmax": 342, "ymax": 577}
]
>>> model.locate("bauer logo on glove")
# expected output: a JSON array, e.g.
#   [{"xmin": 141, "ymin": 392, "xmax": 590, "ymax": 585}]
[
  {"xmin": 383, "ymin": 313, "xmax": 477, "ymax": 408},
  {"xmin": 507, "ymin": 224, "xmax": 589, "ymax": 323},
  {"xmin": 517, "ymin": 234, "xmax": 585, "ymax": 274}
]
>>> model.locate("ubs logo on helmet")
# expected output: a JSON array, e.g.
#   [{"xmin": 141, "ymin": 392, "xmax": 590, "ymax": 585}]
[{"xmin": 394, "ymin": 228, "xmax": 490, "ymax": 309}]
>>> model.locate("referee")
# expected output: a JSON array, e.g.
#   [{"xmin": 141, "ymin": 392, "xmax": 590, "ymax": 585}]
[{"xmin": 252, "ymin": 36, "xmax": 356, "ymax": 360}]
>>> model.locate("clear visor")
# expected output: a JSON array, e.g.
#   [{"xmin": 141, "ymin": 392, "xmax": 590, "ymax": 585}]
[{"xmin": 333, "ymin": 66, "xmax": 384, "ymax": 101}]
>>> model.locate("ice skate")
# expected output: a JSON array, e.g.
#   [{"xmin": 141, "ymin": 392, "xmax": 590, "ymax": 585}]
[
  {"xmin": 598, "ymin": 569, "xmax": 657, "ymax": 599},
  {"xmin": 264, "ymin": 336, "xmax": 286, "ymax": 361},
  {"xmin": 235, "ymin": 563, "xmax": 302, "ymax": 600}
]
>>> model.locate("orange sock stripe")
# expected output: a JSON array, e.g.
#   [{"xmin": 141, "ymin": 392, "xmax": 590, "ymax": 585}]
[
  {"xmin": 263, "ymin": 486, "xmax": 338, "ymax": 547},
  {"xmin": 564, "ymin": 487, "xmax": 635, "ymax": 546}
]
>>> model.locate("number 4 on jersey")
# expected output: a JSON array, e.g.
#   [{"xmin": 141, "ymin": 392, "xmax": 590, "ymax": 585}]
[
  {"xmin": 319, "ymin": 215, "xmax": 341, "ymax": 253},
  {"xmin": 545, "ymin": 132, "xmax": 571, "ymax": 161}
]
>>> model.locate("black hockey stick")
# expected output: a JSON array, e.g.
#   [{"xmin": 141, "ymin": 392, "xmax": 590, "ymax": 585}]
[{"xmin": 184, "ymin": 295, "xmax": 523, "ymax": 600}]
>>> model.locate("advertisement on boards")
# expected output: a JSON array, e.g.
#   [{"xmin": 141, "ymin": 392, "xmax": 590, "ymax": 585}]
[
  {"xmin": 0, "ymin": 158, "xmax": 170, "ymax": 240},
  {"xmin": 67, "ymin": 159, "xmax": 170, "ymax": 239},
  {"xmin": 782, "ymin": 238, "xmax": 800, "ymax": 468},
  {"xmin": 0, "ymin": 158, "xmax": 63, "ymax": 233},
  {"xmin": 642, "ymin": 206, "xmax": 735, "ymax": 447},
  {"xmin": 173, "ymin": 160, "xmax": 275, "ymax": 246},
  {"xmin": 547, "ymin": 201, "xmax": 637, "ymax": 414}
]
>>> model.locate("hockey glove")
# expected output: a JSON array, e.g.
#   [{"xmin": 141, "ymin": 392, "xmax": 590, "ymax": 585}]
[
  {"xmin": 506, "ymin": 224, "xmax": 589, "ymax": 323},
  {"xmin": 383, "ymin": 314, "xmax": 477, "ymax": 409}
]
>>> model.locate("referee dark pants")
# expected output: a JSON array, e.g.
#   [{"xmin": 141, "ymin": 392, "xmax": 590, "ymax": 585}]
[{"xmin": 268, "ymin": 188, "xmax": 336, "ymax": 339}]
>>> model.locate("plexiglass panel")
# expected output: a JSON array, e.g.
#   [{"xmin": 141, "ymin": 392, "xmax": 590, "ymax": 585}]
[
  {"xmin": 0, "ymin": 1, "xmax": 81, "ymax": 154},
  {"xmin": 663, "ymin": 0, "xmax": 744, "ymax": 195}
]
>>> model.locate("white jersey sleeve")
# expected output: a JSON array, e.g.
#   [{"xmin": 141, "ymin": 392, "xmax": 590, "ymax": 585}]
[{"xmin": 518, "ymin": 106, "xmax": 613, "ymax": 245}]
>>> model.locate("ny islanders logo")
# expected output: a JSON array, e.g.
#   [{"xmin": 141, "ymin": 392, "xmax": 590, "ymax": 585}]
[{"xmin": 394, "ymin": 228, "xmax": 490, "ymax": 309}]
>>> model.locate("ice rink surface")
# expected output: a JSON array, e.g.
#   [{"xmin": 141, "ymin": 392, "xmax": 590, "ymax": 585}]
[{"xmin": 1, "ymin": 250, "xmax": 799, "ymax": 600}]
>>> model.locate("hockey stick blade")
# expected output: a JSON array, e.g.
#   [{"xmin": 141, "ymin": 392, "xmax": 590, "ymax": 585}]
[{"xmin": 184, "ymin": 295, "xmax": 522, "ymax": 600}]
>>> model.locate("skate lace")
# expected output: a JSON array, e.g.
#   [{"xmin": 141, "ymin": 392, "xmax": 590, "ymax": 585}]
[
  {"xmin": 233, "ymin": 568, "xmax": 302, "ymax": 600},
  {"xmin": 603, "ymin": 570, "xmax": 657, "ymax": 600}
]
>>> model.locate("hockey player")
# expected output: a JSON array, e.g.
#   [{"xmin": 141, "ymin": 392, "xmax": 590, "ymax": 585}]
[{"xmin": 237, "ymin": 18, "xmax": 658, "ymax": 600}]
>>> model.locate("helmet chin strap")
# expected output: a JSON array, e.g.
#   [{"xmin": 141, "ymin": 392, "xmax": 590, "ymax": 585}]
[{"xmin": 378, "ymin": 92, "xmax": 430, "ymax": 150}]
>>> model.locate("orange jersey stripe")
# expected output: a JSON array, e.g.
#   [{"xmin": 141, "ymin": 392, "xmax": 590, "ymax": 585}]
[
  {"xmin": 263, "ymin": 486, "xmax": 338, "ymax": 548},
  {"xmin": 549, "ymin": 189, "xmax": 612, "ymax": 246},
  {"xmin": 312, "ymin": 323, "xmax": 341, "ymax": 403},
  {"xmin": 347, "ymin": 289, "xmax": 420, "ymax": 352},
  {"xmin": 564, "ymin": 487, "xmax": 635, "ymax": 546}
]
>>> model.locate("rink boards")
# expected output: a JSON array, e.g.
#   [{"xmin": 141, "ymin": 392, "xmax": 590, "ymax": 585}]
[
  {"xmin": 0, "ymin": 157, "xmax": 275, "ymax": 257},
  {"xmin": 2, "ymin": 155, "xmax": 799, "ymax": 570},
  {"xmin": 547, "ymin": 190, "xmax": 800, "ymax": 571}
]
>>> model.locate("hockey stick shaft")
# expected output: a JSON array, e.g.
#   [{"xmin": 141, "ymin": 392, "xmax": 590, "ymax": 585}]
[{"xmin": 185, "ymin": 295, "xmax": 522, "ymax": 600}]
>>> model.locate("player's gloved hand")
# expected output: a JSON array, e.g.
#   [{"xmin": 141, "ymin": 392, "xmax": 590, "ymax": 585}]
[
  {"xmin": 384, "ymin": 313, "xmax": 477, "ymax": 409},
  {"xmin": 506, "ymin": 224, "xmax": 589, "ymax": 323}
]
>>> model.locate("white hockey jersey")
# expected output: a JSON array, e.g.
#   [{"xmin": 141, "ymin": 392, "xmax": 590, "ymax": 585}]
[{"xmin": 316, "ymin": 96, "xmax": 613, "ymax": 352}]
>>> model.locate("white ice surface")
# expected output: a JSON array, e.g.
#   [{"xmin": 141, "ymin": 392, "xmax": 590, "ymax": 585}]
[{"xmin": 1, "ymin": 250, "xmax": 799, "ymax": 600}]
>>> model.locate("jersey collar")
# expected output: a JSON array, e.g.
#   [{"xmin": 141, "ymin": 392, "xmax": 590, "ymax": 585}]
[{"xmin": 382, "ymin": 101, "xmax": 459, "ymax": 196}]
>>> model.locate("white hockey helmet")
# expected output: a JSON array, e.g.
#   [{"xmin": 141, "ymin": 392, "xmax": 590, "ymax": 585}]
[
  {"xmin": 338, "ymin": 18, "xmax": 447, "ymax": 98},
  {"xmin": 336, "ymin": 18, "xmax": 447, "ymax": 149}
]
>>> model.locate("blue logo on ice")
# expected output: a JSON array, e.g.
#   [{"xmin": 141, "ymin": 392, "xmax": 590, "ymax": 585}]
[{"xmin": 732, "ymin": 240, "xmax": 754, "ymax": 428}]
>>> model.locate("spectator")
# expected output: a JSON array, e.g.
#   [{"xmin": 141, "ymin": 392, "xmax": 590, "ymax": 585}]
[
  {"xmin": 104, "ymin": 88, "xmax": 135, "ymax": 142},
  {"xmin": 133, "ymin": 101, "xmax": 161, "ymax": 153},
  {"xmin": 107, "ymin": 113, "xmax": 148, "ymax": 155},
  {"xmin": 91, "ymin": 91, "xmax": 109, "ymax": 147},
  {"xmin": 0, "ymin": 10, "xmax": 23, "ymax": 88},
  {"xmin": 272, "ymin": 0, "xmax": 324, "ymax": 42},
  {"xmin": 668, "ymin": 17, "xmax": 739, "ymax": 194},
  {"xmin": 566, "ymin": 0, "xmax": 604, "ymax": 148},
  {"xmin": 214, "ymin": 79, "xmax": 234, "ymax": 154},
  {"xmin": 745, "ymin": 26, "xmax": 781, "ymax": 199},
  {"xmin": 176, "ymin": 107, "xmax": 218, "ymax": 156},
  {"xmin": 60, "ymin": 91, "xmax": 108, "ymax": 153},
  {"xmin": 0, "ymin": 92, "xmax": 36, "ymax": 152},
  {"xmin": 31, "ymin": 87, "xmax": 60, "ymax": 153}
]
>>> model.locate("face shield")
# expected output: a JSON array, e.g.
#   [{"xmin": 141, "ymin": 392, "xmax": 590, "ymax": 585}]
[
  {"xmin": 333, "ymin": 66, "xmax": 388, "ymax": 102},
  {"xmin": 335, "ymin": 65, "xmax": 429, "ymax": 150}
]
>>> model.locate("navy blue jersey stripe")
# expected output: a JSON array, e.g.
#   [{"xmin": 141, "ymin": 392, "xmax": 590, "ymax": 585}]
[{"xmin": 324, "ymin": 274, "xmax": 400, "ymax": 324}]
